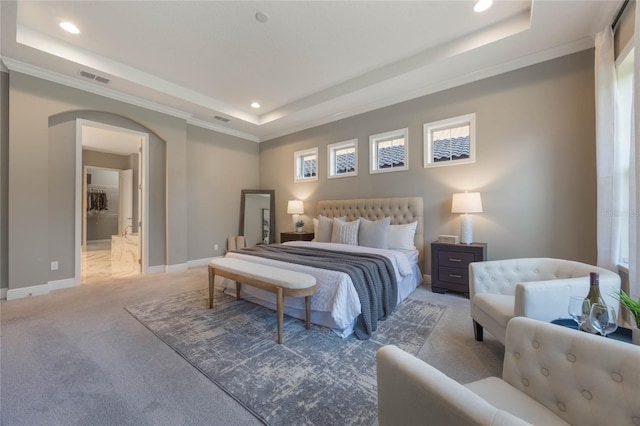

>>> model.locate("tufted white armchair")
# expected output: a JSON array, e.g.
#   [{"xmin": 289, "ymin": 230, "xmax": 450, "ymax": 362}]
[
  {"xmin": 377, "ymin": 317, "xmax": 640, "ymax": 426},
  {"xmin": 470, "ymin": 258, "xmax": 620, "ymax": 345}
]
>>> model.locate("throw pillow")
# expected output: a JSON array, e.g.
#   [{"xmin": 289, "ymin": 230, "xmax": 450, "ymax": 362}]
[
  {"xmin": 358, "ymin": 217, "xmax": 391, "ymax": 249},
  {"xmin": 387, "ymin": 221, "xmax": 418, "ymax": 250},
  {"xmin": 331, "ymin": 218, "xmax": 360, "ymax": 245},
  {"xmin": 315, "ymin": 215, "xmax": 346, "ymax": 242}
]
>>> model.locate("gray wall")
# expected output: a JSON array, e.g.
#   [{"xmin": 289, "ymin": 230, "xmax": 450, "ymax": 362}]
[
  {"xmin": 260, "ymin": 50, "xmax": 597, "ymax": 273},
  {"xmin": 6, "ymin": 72, "xmax": 258, "ymax": 291},
  {"xmin": 186, "ymin": 125, "xmax": 260, "ymax": 261},
  {"xmin": 1, "ymin": 71, "xmax": 8, "ymax": 289}
]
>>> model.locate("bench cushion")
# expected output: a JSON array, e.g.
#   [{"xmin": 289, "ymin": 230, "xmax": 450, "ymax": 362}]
[{"xmin": 210, "ymin": 257, "xmax": 316, "ymax": 290}]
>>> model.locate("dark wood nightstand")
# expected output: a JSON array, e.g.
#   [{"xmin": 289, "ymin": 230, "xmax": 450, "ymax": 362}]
[
  {"xmin": 431, "ymin": 241, "xmax": 487, "ymax": 297},
  {"xmin": 280, "ymin": 232, "xmax": 314, "ymax": 243}
]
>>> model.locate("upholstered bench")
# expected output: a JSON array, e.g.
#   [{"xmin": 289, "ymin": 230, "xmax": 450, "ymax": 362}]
[{"xmin": 208, "ymin": 257, "xmax": 317, "ymax": 344}]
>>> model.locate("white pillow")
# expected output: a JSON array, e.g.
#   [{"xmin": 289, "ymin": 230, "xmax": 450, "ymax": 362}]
[
  {"xmin": 314, "ymin": 215, "xmax": 346, "ymax": 242},
  {"xmin": 331, "ymin": 218, "xmax": 360, "ymax": 245},
  {"xmin": 387, "ymin": 221, "xmax": 417, "ymax": 250},
  {"xmin": 358, "ymin": 217, "xmax": 391, "ymax": 249}
]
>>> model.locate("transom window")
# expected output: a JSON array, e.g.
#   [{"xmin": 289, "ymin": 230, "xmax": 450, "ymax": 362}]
[
  {"xmin": 369, "ymin": 128, "xmax": 409, "ymax": 174},
  {"xmin": 328, "ymin": 139, "xmax": 357, "ymax": 179},
  {"xmin": 424, "ymin": 113, "xmax": 476, "ymax": 168},
  {"xmin": 294, "ymin": 147, "xmax": 318, "ymax": 182}
]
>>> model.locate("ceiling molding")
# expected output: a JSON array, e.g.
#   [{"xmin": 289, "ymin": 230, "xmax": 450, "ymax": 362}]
[
  {"xmin": 0, "ymin": 56, "xmax": 262, "ymax": 142},
  {"xmin": 260, "ymin": 36, "xmax": 595, "ymax": 142},
  {"xmin": 16, "ymin": 25, "xmax": 260, "ymax": 125},
  {"xmin": 1, "ymin": 56, "xmax": 192, "ymax": 119},
  {"xmin": 187, "ymin": 117, "xmax": 260, "ymax": 143}
]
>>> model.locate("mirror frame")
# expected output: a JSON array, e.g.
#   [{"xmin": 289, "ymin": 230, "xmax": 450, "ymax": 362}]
[{"xmin": 239, "ymin": 189, "xmax": 276, "ymax": 244}]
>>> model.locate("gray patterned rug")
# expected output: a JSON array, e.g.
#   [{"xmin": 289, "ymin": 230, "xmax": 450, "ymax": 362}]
[{"xmin": 126, "ymin": 289, "xmax": 445, "ymax": 426}]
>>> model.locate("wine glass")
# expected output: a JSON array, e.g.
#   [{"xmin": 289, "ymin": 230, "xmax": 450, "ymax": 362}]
[
  {"xmin": 568, "ymin": 296, "xmax": 590, "ymax": 330},
  {"xmin": 589, "ymin": 303, "xmax": 618, "ymax": 337}
]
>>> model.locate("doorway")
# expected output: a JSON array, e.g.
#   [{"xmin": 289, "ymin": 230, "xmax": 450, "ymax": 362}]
[{"xmin": 75, "ymin": 119, "xmax": 149, "ymax": 284}]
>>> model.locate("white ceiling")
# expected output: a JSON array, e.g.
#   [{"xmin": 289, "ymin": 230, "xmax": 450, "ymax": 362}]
[{"xmin": 0, "ymin": 1, "xmax": 621, "ymax": 143}]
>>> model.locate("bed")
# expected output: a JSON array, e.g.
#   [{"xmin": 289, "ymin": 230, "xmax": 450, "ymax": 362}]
[{"xmin": 219, "ymin": 197, "xmax": 424, "ymax": 338}]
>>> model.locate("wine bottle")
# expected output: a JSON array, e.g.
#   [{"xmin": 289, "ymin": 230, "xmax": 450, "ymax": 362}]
[{"xmin": 582, "ymin": 272, "xmax": 606, "ymax": 333}]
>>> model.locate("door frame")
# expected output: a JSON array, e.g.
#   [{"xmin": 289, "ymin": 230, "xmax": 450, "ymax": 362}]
[{"xmin": 75, "ymin": 119, "xmax": 150, "ymax": 283}]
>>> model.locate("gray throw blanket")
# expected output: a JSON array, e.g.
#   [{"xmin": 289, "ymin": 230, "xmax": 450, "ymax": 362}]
[{"xmin": 233, "ymin": 244, "xmax": 398, "ymax": 340}]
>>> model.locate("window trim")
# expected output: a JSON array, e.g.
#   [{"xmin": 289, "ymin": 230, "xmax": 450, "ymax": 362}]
[
  {"xmin": 294, "ymin": 147, "xmax": 318, "ymax": 182},
  {"xmin": 328, "ymin": 139, "xmax": 358, "ymax": 179},
  {"xmin": 369, "ymin": 128, "xmax": 409, "ymax": 174},
  {"xmin": 423, "ymin": 113, "xmax": 476, "ymax": 168}
]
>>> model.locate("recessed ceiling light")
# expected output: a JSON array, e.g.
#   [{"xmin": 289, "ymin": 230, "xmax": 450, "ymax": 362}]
[
  {"xmin": 251, "ymin": 102, "xmax": 261, "ymax": 109},
  {"xmin": 474, "ymin": 0, "xmax": 493, "ymax": 13},
  {"xmin": 59, "ymin": 21, "xmax": 80, "ymax": 34}
]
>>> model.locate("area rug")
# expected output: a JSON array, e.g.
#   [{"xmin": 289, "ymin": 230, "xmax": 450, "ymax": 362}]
[{"xmin": 125, "ymin": 289, "xmax": 445, "ymax": 426}]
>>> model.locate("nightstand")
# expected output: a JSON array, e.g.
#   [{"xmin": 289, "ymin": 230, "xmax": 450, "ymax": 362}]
[
  {"xmin": 431, "ymin": 241, "xmax": 487, "ymax": 297},
  {"xmin": 280, "ymin": 232, "xmax": 314, "ymax": 243}
]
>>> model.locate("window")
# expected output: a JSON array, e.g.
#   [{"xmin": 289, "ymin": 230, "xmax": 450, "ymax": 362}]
[
  {"xmin": 615, "ymin": 47, "xmax": 634, "ymax": 266},
  {"xmin": 424, "ymin": 113, "xmax": 476, "ymax": 168},
  {"xmin": 328, "ymin": 139, "xmax": 357, "ymax": 179},
  {"xmin": 369, "ymin": 128, "xmax": 408, "ymax": 174},
  {"xmin": 294, "ymin": 147, "xmax": 318, "ymax": 182}
]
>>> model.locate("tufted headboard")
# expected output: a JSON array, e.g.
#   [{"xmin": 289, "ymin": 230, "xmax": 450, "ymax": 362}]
[{"xmin": 316, "ymin": 197, "xmax": 424, "ymax": 271}]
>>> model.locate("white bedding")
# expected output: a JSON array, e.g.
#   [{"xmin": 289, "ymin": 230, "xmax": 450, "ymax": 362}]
[{"xmin": 219, "ymin": 241, "xmax": 423, "ymax": 337}]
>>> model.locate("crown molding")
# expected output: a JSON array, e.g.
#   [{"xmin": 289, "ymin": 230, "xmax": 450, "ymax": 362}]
[
  {"xmin": 260, "ymin": 37, "xmax": 594, "ymax": 142},
  {"xmin": 1, "ymin": 56, "xmax": 261, "ymax": 142},
  {"xmin": 2, "ymin": 56, "xmax": 192, "ymax": 119},
  {"xmin": 187, "ymin": 117, "xmax": 260, "ymax": 142}
]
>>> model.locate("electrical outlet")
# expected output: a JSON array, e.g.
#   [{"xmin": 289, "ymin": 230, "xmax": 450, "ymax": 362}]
[
  {"xmin": 51, "ymin": 261, "xmax": 59, "ymax": 271},
  {"xmin": 214, "ymin": 244, "xmax": 219, "ymax": 251}
]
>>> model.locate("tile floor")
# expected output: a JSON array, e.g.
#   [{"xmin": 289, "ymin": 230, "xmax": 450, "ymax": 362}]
[{"xmin": 81, "ymin": 239, "xmax": 140, "ymax": 284}]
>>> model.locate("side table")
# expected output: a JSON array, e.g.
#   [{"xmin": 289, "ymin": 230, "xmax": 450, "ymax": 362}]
[
  {"xmin": 431, "ymin": 241, "xmax": 487, "ymax": 297},
  {"xmin": 281, "ymin": 232, "xmax": 314, "ymax": 243}
]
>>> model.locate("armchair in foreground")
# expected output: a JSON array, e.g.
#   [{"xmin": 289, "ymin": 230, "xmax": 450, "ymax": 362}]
[{"xmin": 377, "ymin": 317, "xmax": 640, "ymax": 426}]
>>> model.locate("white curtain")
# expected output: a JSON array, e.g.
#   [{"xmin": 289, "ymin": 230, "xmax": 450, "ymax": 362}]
[
  {"xmin": 630, "ymin": 2, "xmax": 640, "ymax": 300},
  {"xmin": 594, "ymin": 27, "xmax": 620, "ymax": 272}
]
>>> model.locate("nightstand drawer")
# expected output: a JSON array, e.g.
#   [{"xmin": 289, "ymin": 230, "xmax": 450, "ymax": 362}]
[
  {"xmin": 439, "ymin": 251, "xmax": 475, "ymax": 268},
  {"xmin": 438, "ymin": 266, "xmax": 469, "ymax": 285}
]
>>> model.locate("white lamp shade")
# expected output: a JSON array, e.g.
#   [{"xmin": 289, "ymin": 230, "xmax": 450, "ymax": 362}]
[
  {"xmin": 451, "ymin": 192, "xmax": 483, "ymax": 214},
  {"xmin": 287, "ymin": 200, "xmax": 304, "ymax": 215}
]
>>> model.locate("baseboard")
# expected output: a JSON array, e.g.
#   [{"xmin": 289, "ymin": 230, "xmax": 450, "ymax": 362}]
[
  {"xmin": 187, "ymin": 257, "xmax": 213, "ymax": 268},
  {"xmin": 1, "ymin": 288, "xmax": 7, "ymax": 300},
  {"xmin": 6, "ymin": 283, "xmax": 50, "ymax": 300},
  {"xmin": 166, "ymin": 263, "xmax": 188, "ymax": 273},
  {"xmin": 146, "ymin": 265, "xmax": 165, "ymax": 274},
  {"xmin": 423, "ymin": 274, "xmax": 431, "ymax": 285},
  {"xmin": 49, "ymin": 277, "xmax": 79, "ymax": 290}
]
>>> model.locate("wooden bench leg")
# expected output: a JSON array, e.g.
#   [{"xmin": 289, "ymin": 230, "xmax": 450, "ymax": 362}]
[
  {"xmin": 305, "ymin": 295, "xmax": 311, "ymax": 330},
  {"xmin": 208, "ymin": 266, "xmax": 215, "ymax": 309},
  {"xmin": 276, "ymin": 287, "xmax": 284, "ymax": 344},
  {"xmin": 235, "ymin": 281, "xmax": 242, "ymax": 300}
]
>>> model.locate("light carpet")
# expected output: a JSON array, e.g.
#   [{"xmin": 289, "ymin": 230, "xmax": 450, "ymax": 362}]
[{"xmin": 126, "ymin": 289, "xmax": 445, "ymax": 426}]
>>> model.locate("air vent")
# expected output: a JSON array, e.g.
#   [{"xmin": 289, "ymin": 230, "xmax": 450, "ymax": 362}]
[
  {"xmin": 214, "ymin": 115, "xmax": 230, "ymax": 123},
  {"xmin": 79, "ymin": 70, "xmax": 110, "ymax": 84}
]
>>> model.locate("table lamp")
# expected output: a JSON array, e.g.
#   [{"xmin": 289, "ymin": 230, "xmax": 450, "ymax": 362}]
[
  {"xmin": 287, "ymin": 200, "xmax": 304, "ymax": 231},
  {"xmin": 451, "ymin": 192, "xmax": 483, "ymax": 244}
]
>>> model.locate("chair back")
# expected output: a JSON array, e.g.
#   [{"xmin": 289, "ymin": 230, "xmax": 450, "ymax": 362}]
[{"xmin": 503, "ymin": 317, "xmax": 640, "ymax": 426}]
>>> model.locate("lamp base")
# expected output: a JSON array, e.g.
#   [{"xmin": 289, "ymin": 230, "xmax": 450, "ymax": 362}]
[
  {"xmin": 292, "ymin": 214, "xmax": 299, "ymax": 232},
  {"xmin": 460, "ymin": 214, "xmax": 473, "ymax": 244}
]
